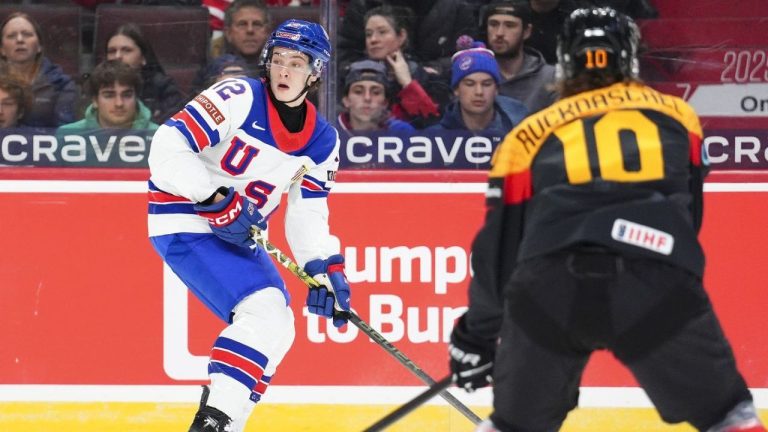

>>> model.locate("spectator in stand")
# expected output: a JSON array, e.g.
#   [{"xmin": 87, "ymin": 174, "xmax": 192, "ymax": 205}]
[
  {"xmin": 58, "ymin": 60, "xmax": 159, "ymax": 133},
  {"xmin": 523, "ymin": 0, "xmax": 581, "ymax": 64},
  {"xmin": 73, "ymin": 1, "xmax": 203, "ymax": 10},
  {"xmin": 0, "ymin": 74, "xmax": 30, "ymax": 129},
  {"xmin": 0, "ymin": 12, "xmax": 76, "ymax": 128},
  {"xmin": 430, "ymin": 36, "xmax": 527, "ymax": 133},
  {"xmin": 353, "ymin": 5, "xmax": 449, "ymax": 128},
  {"xmin": 194, "ymin": 0, "xmax": 271, "ymax": 92},
  {"xmin": 482, "ymin": 1, "xmax": 557, "ymax": 114},
  {"xmin": 203, "ymin": 0, "xmax": 328, "ymax": 40},
  {"xmin": 337, "ymin": 59, "xmax": 414, "ymax": 132},
  {"xmin": 105, "ymin": 23, "xmax": 184, "ymax": 124},
  {"xmin": 206, "ymin": 54, "xmax": 249, "ymax": 86},
  {"xmin": 338, "ymin": 0, "xmax": 479, "ymax": 66},
  {"xmin": 204, "ymin": 0, "xmax": 233, "ymax": 39},
  {"xmin": 264, "ymin": 0, "xmax": 320, "ymax": 5}
]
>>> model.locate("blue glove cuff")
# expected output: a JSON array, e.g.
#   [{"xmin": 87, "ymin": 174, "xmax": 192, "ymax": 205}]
[{"xmin": 305, "ymin": 254, "xmax": 345, "ymax": 276}]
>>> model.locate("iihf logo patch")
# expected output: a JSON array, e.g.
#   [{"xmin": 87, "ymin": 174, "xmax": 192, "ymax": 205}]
[{"xmin": 611, "ymin": 219, "xmax": 674, "ymax": 255}]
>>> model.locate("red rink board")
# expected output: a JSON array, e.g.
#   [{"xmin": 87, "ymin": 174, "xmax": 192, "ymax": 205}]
[{"xmin": 0, "ymin": 175, "xmax": 766, "ymax": 389}]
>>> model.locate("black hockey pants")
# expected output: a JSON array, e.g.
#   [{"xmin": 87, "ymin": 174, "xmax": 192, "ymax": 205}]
[{"xmin": 489, "ymin": 246, "xmax": 753, "ymax": 432}]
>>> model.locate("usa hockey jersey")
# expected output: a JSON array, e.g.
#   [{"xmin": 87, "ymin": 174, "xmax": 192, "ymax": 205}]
[{"xmin": 147, "ymin": 77, "xmax": 341, "ymax": 266}]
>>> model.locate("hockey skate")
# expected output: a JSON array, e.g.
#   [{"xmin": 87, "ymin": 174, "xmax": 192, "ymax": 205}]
[{"xmin": 189, "ymin": 385, "xmax": 234, "ymax": 432}]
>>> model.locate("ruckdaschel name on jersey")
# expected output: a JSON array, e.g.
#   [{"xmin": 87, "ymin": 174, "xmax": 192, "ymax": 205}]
[
  {"xmin": 0, "ymin": 131, "xmax": 153, "ymax": 166},
  {"xmin": 514, "ymin": 85, "xmax": 684, "ymax": 155}
]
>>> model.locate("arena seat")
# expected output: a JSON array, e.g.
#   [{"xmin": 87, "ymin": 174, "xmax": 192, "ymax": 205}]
[
  {"xmin": 92, "ymin": 4, "xmax": 209, "ymax": 70},
  {"xmin": 165, "ymin": 65, "xmax": 198, "ymax": 101},
  {"xmin": 652, "ymin": 0, "xmax": 768, "ymax": 18},
  {"xmin": 0, "ymin": 4, "xmax": 82, "ymax": 79},
  {"xmin": 268, "ymin": 5, "xmax": 321, "ymax": 26},
  {"xmin": 24, "ymin": 0, "xmax": 76, "ymax": 4},
  {"xmin": 638, "ymin": 18, "xmax": 768, "ymax": 50}
]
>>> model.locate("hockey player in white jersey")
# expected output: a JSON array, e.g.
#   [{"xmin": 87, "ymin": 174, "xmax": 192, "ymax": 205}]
[{"xmin": 147, "ymin": 19, "xmax": 351, "ymax": 432}]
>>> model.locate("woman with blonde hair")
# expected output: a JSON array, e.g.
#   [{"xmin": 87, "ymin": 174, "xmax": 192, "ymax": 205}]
[{"xmin": 0, "ymin": 12, "xmax": 76, "ymax": 127}]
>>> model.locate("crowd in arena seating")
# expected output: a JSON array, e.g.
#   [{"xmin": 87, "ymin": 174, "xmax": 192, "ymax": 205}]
[{"xmin": 0, "ymin": 0, "xmax": 659, "ymax": 134}]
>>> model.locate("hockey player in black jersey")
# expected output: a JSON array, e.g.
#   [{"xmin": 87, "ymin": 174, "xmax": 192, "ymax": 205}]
[{"xmin": 448, "ymin": 7, "xmax": 766, "ymax": 432}]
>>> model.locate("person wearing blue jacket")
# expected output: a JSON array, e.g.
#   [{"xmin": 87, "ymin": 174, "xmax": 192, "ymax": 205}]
[
  {"xmin": 0, "ymin": 12, "xmax": 76, "ymax": 128},
  {"xmin": 430, "ymin": 37, "xmax": 528, "ymax": 134}
]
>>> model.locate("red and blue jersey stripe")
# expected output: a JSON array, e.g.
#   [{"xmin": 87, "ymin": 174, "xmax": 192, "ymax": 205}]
[
  {"xmin": 208, "ymin": 336, "xmax": 268, "ymax": 392},
  {"xmin": 165, "ymin": 105, "xmax": 221, "ymax": 153},
  {"xmin": 250, "ymin": 374, "xmax": 271, "ymax": 402},
  {"xmin": 147, "ymin": 180, "xmax": 196, "ymax": 214},
  {"xmin": 300, "ymin": 173, "xmax": 331, "ymax": 198}
]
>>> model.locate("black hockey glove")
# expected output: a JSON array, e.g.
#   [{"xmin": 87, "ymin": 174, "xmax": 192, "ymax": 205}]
[{"xmin": 449, "ymin": 314, "xmax": 495, "ymax": 392}]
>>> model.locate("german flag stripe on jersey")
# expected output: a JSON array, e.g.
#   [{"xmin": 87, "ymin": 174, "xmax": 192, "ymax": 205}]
[
  {"xmin": 689, "ymin": 131, "xmax": 704, "ymax": 167},
  {"xmin": 490, "ymin": 82, "xmax": 703, "ymax": 205}
]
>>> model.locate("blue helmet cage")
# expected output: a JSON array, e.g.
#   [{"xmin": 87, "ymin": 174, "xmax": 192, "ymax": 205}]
[
  {"xmin": 260, "ymin": 19, "xmax": 331, "ymax": 78},
  {"xmin": 556, "ymin": 7, "xmax": 640, "ymax": 81}
]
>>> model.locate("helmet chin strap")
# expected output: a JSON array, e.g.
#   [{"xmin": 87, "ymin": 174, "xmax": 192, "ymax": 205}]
[
  {"xmin": 267, "ymin": 70, "xmax": 314, "ymax": 106},
  {"xmin": 284, "ymin": 78, "xmax": 312, "ymax": 105}
]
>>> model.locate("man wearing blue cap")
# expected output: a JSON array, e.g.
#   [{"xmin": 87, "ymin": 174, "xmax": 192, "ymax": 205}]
[{"xmin": 430, "ymin": 38, "xmax": 528, "ymax": 133}]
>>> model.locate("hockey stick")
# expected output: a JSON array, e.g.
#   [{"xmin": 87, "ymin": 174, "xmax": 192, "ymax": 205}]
[
  {"xmin": 363, "ymin": 374, "xmax": 454, "ymax": 432},
  {"xmin": 249, "ymin": 228, "xmax": 481, "ymax": 425}
]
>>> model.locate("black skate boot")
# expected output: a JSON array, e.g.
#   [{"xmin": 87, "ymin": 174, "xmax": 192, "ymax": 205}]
[{"xmin": 189, "ymin": 385, "xmax": 234, "ymax": 432}]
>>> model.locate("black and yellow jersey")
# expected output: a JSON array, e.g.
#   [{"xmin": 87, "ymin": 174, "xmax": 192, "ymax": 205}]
[{"xmin": 466, "ymin": 82, "xmax": 708, "ymax": 340}]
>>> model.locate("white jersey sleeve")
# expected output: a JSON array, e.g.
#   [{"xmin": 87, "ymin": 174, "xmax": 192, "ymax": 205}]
[
  {"xmin": 284, "ymin": 129, "xmax": 342, "ymax": 267},
  {"xmin": 148, "ymin": 78, "xmax": 253, "ymax": 202}
]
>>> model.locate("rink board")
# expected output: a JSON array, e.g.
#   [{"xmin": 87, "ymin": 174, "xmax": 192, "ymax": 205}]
[{"xmin": 0, "ymin": 174, "xmax": 766, "ymax": 430}]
